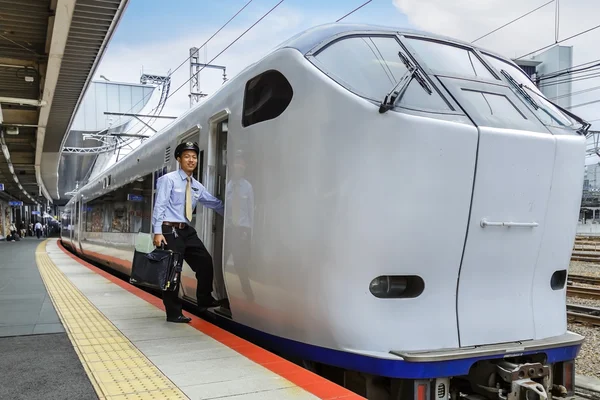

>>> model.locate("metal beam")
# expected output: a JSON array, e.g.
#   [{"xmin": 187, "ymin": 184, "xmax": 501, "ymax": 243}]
[
  {"xmin": 35, "ymin": 0, "xmax": 76, "ymax": 204},
  {"xmin": 0, "ymin": 57, "xmax": 38, "ymax": 67},
  {"xmin": 108, "ymin": 133, "xmax": 150, "ymax": 138},
  {"xmin": 1, "ymin": 109, "xmax": 39, "ymax": 125},
  {"xmin": 0, "ymin": 97, "xmax": 47, "ymax": 107},
  {"xmin": 103, "ymin": 112, "xmax": 177, "ymax": 119},
  {"xmin": 133, "ymin": 116, "xmax": 156, "ymax": 132}
]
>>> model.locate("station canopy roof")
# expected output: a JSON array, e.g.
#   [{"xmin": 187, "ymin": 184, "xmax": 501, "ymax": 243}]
[{"xmin": 0, "ymin": 0, "xmax": 129, "ymax": 205}]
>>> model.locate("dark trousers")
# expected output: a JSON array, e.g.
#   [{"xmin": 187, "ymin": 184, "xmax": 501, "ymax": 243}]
[
  {"xmin": 36, "ymin": 229, "xmax": 41, "ymax": 239},
  {"xmin": 161, "ymin": 224, "xmax": 214, "ymax": 318}
]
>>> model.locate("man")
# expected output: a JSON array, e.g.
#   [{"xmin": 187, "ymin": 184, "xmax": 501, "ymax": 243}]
[
  {"xmin": 151, "ymin": 141, "xmax": 225, "ymax": 323},
  {"xmin": 35, "ymin": 221, "xmax": 42, "ymax": 239}
]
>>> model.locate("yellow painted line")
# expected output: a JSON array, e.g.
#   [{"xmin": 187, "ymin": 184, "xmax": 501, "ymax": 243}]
[{"xmin": 35, "ymin": 240, "xmax": 189, "ymax": 400}]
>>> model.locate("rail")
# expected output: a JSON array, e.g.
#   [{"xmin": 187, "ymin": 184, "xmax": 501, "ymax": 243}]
[
  {"xmin": 567, "ymin": 286, "xmax": 600, "ymax": 301},
  {"xmin": 566, "ymin": 304, "xmax": 600, "ymax": 327}
]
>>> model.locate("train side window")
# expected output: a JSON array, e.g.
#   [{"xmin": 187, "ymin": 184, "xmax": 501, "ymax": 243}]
[
  {"xmin": 242, "ymin": 70, "xmax": 293, "ymax": 127},
  {"xmin": 312, "ymin": 36, "xmax": 452, "ymax": 112},
  {"xmin": 404, "ymin": 37, "xmax": 497, "ymax": 81},
  {"xmin": 84, "ymin": 174, "xmax": 153, "ymax": 233}
]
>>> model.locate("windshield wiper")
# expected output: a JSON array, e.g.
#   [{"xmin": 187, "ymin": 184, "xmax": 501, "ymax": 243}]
[
  {"xmin": 501, "ymin": 70, "xmax": 539, "ymax": 110},
  {"xmin": 519, "ymin": 82, "xmax": 591, "ymax": 136},
  {"xmin": 379, "ymin": 52, "xmax": 432, "ymax": 114},
  {"xmin": 503, "ymin": 70, "xmax": 590, "ymax": 136}
]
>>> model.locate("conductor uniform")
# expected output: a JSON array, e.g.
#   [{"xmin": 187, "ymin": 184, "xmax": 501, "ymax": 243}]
[{"xmin": 151, "ymin": 141, "xmax": 224, "ymax": 323}]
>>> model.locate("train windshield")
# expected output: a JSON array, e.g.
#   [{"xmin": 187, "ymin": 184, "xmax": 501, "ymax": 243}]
[
  {"xmin": 403, "ymin": 37, "xmax": 497, "ymax": 81},
  {"xmin": 312, "ymin": 36, "xmax": 452, "ymax": 112},
  {"xmin": 481, "ymin": 54, "xmax": 576, "ymax": 129}
]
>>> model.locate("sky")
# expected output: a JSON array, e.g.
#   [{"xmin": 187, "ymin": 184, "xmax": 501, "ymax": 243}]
[{"xmin": 93, "ymin": 0, "xmax": 600, "ymax": 159}]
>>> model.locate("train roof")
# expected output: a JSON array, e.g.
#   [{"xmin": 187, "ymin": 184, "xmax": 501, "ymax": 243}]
[{"xmin": 276, "ymin": 23, "xmax": 511, "ymax": 64}]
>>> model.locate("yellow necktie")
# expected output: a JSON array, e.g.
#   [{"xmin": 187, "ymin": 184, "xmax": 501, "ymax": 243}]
[{"xmin": 185, "ymin": 177, "xmax": 192, "ymax": 221}]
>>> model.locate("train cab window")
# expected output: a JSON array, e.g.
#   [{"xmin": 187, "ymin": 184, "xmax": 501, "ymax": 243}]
[
  {"xmin": 242, "ymin": 70, "xmax": 293, "ymax": 127},
  {"xmin": 460, "ymin": 89, "xmax": 527, "ymax": 125},
  {"xmin": 404, "ymin": 37, "xmax": 497, "ymax": 81},
  {"xmin": 481, "ymin": 54, "xmax": 575, "ymax": 129},
  {"xmin": 312, "ymin": 36, "xmax": 451, "ymax": 112}
]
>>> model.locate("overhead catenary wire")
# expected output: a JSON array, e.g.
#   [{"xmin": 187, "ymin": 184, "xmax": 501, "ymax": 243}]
[
  {"xmin": 549, "ymin": 84, "xmax": 600, "ymax": 101},
  {"xmin": 539, "ymin": 70, "xmax": 600, "ymax": 88},
  {"xmin": 115, "ymin": 0, "xmax": 286, "ymax": 141},
  {"xmin": 336, "ymin": 0, "xmax": 373, "ymax": 22},
  {"xmin": 471, "ymin": 0, "xmax": 554, "ymax": 43},
  {"xmin": 516, "ymin": 23, "xmax": 600, "ymax": 60},
  {"xmin": 554, "ymin": 0, "xmax": 560, "ymax": 43},
  {"xmin": 537, "ymin": 58, "xmax": 600, "ymax": 80},
  {"xmin": 538, "ymin": 61, "xmax": 600, "ymax": 82},
  {"xmin": 98, "ymin": 0, "xmax": 255, "ymax": 131},
  {"xmin": 160, "ymin": 0, "xmax": 286, "ymax": 105}
]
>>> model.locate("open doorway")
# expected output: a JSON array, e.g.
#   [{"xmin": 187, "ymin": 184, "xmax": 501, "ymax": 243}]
[{"xmin": 212, "ymin": 119, "xmax": 228, "ymax": 308}]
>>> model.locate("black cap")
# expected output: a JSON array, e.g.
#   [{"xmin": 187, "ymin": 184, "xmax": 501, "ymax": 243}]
[{"xmin": 175, "ymin": 141, "xmax": 199, "ymax": 159}]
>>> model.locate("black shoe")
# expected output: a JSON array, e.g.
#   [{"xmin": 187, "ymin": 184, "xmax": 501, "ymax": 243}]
[
  {"xmin": 197, "ymin": 296, "xmax": 220, "ymax": 308},
  {"xmin": 166, "ymin": 315, "xmax": 191, "ymax": 323}
]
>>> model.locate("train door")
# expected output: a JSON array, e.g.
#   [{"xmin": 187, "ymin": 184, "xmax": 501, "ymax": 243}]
[
  {"xmin": 70, "ymin": 202, "xmax": 75, "ymax": 245},
  {"xmin": 212, "ymin": 119, "xmax": 228, "ymax": 303},
  {"xmin": 77, "ymin": 201, "xmax": 84, "ymax": 253},
  {"xmin": 438, "ymin": 77, "xmax": 556, "ymax": 347}
]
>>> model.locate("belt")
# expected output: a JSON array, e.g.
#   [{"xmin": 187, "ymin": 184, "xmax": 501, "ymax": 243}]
[{"xmin": 162, "ymin": 221, "xmax": 188, "ymax": 229}]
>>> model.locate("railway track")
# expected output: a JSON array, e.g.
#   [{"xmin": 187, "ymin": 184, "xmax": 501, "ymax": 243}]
[
  {"xmin": 571, "ymin": 251, "xmax": 600, "ymax": 263},
  {"xmin": 569, "ymin": 274, "xmax": 600, "ymax": 286},
  {"xmin": 567, "ymin": 286, "xmax": 600, "ymax": 300},
  {"xmin": 573, "ymin": 236, "xmax": 600, "ymax": 262},
  {"xmin": 566, "ymin": 304, "xmax": 600, "ymax": 327}
]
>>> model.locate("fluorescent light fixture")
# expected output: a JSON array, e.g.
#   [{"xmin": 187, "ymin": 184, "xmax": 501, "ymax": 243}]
[
  {"xmin": 8, "ymin": 163, "xmax": 14, "ymax": 174},
  {"xmin": 17, "ymin": 183, "xmax": 23, "ymax": 190},
  {"xmin": 13, "ymin": 175, "xmax": 18, "ymax": 183}
]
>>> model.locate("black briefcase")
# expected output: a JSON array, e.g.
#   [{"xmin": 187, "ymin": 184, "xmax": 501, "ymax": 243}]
[{"xmin": 130, "ymin": 247, "xmax": 183, "ymax": 291}]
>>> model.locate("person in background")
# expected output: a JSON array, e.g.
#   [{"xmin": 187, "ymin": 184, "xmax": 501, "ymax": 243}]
[
  {"xmin": 34, "ymin": 221, "xmax": 42, "ymax": 239},
  {"xmin": 8, "ymin": 221, "xmax": 17, "ymax": 242}
]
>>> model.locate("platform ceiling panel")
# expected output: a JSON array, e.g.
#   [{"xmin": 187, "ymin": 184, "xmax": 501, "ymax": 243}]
[
  {"xmin": 0, "ymin": 0, "xmax": 50, "ymax": 204},
  {"xmin": 0, "ymin": 0, "xmax": 49, "ymax": 62}
]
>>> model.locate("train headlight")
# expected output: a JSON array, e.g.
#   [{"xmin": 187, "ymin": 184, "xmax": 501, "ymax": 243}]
[{"xmin": 369, "ymin": 275, "xmax": 425, "ymax": 298}]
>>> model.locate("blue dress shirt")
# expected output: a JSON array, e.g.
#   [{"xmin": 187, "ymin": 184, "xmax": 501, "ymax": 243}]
[{"xmin": 152, "ymin": 169, "xmax": 224, "ymax": 234}]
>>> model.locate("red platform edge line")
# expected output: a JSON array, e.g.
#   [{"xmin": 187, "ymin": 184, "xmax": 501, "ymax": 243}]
[{"xmin": 55, "ymin": 240, "xmax": 363, "ymax": 400}]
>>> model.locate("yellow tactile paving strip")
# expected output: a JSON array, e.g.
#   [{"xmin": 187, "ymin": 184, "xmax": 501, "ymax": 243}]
[{"xmin": 35, "ymin": 241, "xmax": 189, "ymax": 400}]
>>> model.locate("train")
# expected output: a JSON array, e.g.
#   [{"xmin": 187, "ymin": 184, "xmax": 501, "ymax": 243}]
[{"xmin": 60, "ymin": 23, "xmax": 589, "ymax": 400}]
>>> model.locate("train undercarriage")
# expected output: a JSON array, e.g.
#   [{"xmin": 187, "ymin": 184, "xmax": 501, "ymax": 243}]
[{"xmin": 298, "ymin": 356, "xmax": 576, "ymax": 400}]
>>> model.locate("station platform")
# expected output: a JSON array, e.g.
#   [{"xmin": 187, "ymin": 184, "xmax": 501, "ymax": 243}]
[{"xmin": 0, "ymin": 238, "xmax": 362, "ymax": 400}]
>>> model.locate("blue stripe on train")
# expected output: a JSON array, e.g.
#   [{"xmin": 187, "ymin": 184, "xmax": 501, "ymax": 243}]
[{"xmin": 206, "ymin": 312, "xmax": 581, "ymax": 379}]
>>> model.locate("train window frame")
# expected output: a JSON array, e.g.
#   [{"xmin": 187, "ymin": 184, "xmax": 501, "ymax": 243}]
[
  {"xmin": 306, "ymin": 33, "xmax": 463, "ymax": 116},
  {"xmin": 83, "ymin": 174, "xmax": 153, "ymax": 234},
  {"xmin": 479, "ymin": 52, "xmax": 578, "ymax": 131},
  {"xmin": 399, "ymin": 34, "xmax": 501, "ymax": 84},
  {"xmin": 242, "ymin": 69, "xmax": 294, "ymax": 127},
  {"xmin": 438, "ymin": 76, "xmax": 549, "ymax": 132}
]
